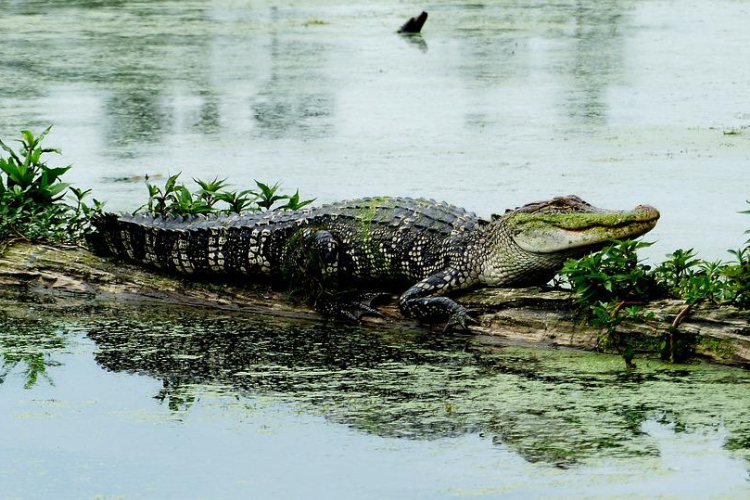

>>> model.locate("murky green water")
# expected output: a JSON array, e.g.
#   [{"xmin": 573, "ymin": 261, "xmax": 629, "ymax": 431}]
[
  {"xmin": 3, "ymin": 1, "xmax": 750, "ymax": 497},
  {"xmin": 2, "ymin": 0, "xmax": 750, "ymax": 261},
  {"xmin": 2, "ymin": 307, "xmax": 750, "ymax": 498}
]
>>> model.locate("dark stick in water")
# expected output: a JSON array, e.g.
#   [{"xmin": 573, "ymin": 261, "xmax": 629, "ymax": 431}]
[{"xmin": 399, "ymin": 11, "xmax": 428, "ymax": 34}]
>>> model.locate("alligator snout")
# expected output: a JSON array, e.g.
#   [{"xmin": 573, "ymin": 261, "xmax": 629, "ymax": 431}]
[{"xmin": 632, "ymin": 205, "xmax": 660, "ymax": 223}]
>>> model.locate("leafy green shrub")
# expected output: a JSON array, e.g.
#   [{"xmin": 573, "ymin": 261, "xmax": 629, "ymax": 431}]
[
  {"xmin": 651, "ymin": 248, "xmax": 700, "ymax": 295},
  {"xmin": 0, "ymin": 127, "xmax": 102, "ymax": 246},
  {"xmin": 559, "ymin": 240, "xmax": 658, "ymax": 367},
  {"xmin": 0, "ymin": 127, "xmax": 316, "ymax": 248},
  {"xmin": 724, "ymin": 246, "xmax": 750, "ymax": 308},
  {"xmin": 561, "ymin": 240, "xmax": 657, "ymax": 306}
]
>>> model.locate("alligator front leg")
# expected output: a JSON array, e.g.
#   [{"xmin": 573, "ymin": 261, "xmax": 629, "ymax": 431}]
[{"xmin": 398, "ymin": 268, "xmax": 477, "ymax": 332}]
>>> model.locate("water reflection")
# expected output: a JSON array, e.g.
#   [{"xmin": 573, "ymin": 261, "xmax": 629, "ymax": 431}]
[
  {"xmin": 251, "ymin": 7, "xmax": 335, "ymax": 139},
  {"xmin": 399, "ymin": 33, "xmax": 428, "ymax": 53},
  {"xmin": 104, "ymin": 91, "xmax": 172, "ymax": 150},
  {"xmin": 192, "ymin": 89, "xmax": 222, "ymax": 135},
  {"xmin": 79, "ymin": 311, "xmax": 750, "ymax": 466},
  {"xmin": 453, "ymin": 0, "xmax": 629, "ymax": 129},
  {"xmin": 0, "ymin": 0, "xmax": 628, "ymax": 153},
  {"xmin": 561, "ymin": 1, "xmax": 630, "ymax": 124},
  {"xmin": 0, "ymin": 317, "xmax": 66, "ymax": 389}
]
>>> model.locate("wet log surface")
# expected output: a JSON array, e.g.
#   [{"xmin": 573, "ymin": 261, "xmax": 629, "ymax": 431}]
[{"xmin": 1, "ymin": 242, "xmax": 749, "ymax": 366}]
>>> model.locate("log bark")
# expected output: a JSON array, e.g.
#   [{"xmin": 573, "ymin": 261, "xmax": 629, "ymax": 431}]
[{"xmin": 1, "ymin": 242, "xmax": 749, "ymax": 366}]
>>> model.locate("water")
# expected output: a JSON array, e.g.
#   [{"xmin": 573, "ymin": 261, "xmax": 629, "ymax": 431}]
[
  {"xmin": 2, "ymin": 307, "xmax": 750, "ymax": 498},
  {"xmin": 1, "ymin": 0, "xmax": 750, "ymax": 261},
  {"xmin": 3, "ymin": 1, "xmax": 750, "ymax": 497}
]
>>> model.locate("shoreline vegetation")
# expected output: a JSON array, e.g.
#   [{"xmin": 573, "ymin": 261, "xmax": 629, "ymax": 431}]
[{"xmin": 1, "ymin": 127, "xmax": 749, "ymax": 367}]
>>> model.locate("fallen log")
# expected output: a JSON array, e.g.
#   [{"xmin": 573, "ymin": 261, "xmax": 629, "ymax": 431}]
[{"xmin": 1, "ymin": 242, "xmax": 749, "ymax": 366}]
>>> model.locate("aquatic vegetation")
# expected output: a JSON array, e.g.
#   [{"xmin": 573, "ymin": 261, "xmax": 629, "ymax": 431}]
[
  {"xmin": 560, "ymin": 240, "xmax": 658, "ymax": 367},
  {"xmin": 0, "ymin": 127, "xmax": 103, "ymax": 247},
  {"xmin": 139, "ymin": 175, "xmax": 315, "ymax": 217},
  {"xmin": 79, "ymin": 308, "xmax": 750, "ymax": 467}
]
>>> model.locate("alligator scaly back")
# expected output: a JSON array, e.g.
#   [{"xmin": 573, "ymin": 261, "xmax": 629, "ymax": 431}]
[{"xmin": 90, "ymin": 197, "xmax": 481, "ymax": 280}]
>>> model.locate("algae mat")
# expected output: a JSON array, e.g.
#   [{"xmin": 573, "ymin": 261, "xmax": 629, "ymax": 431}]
[{"xmin": 1, "ymin": 306, "xmax": 749, "ymax": 498}]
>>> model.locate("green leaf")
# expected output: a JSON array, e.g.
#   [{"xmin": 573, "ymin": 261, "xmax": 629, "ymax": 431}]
[
  {"xmin": 0, "ymin": 137, "xmax": 22, "ymax": 165},
  {"xmin": 177, "ymin": 185, "xmax": 193, "ymax": 205},
  {"xmin": 20, "ymin": 129, "xmax": 35, "ymax": 148},
  {"xmin": 46, "ymin": 182, "xmax": 70, "ymax": 198},
  {"xmin": 44, "ymin": 166, "xmax": 72, "ymax": 183},
  {"xmin": 165, "ymin": 172, "xmax": 181, "ymax": 194},
  {"xmin": 36, "ymin": 125, "xmax": 52, "ymax": 145}
]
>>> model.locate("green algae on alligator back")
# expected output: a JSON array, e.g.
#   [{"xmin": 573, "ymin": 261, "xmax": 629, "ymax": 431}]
[
  {"xmin": 91, "ymin": 195, "xmax": 658, "ymax": 330},
  {"xmin": 42, "ymin": 306, "xmax": 747, "ymax": 467}
]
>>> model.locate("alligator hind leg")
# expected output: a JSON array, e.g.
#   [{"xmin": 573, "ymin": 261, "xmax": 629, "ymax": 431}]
[
  {"xmin": 283, "ymin": 229, "xmax": 340, "ymax": 294},
  {"xmin": 283, "ymin": 229, "xmax": 385, "ymax": 323},
  {"xmin": 399, "ymin": 268, "xmax": 478, "ymax": 332}
]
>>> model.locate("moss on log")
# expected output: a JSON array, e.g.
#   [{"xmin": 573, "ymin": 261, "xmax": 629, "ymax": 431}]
[{"xmin": 1, "ymin": 242, "xmax": 749, "ymax": 366}]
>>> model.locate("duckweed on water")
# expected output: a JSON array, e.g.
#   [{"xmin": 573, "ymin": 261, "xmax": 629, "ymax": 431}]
[{"xmin": 4, "ymin": 307, "xmax": 749, "ymax": 467}]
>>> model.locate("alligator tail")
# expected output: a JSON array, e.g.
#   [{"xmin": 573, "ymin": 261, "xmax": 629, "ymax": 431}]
[{"xmin": 86, "ymin": 212, "xmax": 121, "ymax": 256}]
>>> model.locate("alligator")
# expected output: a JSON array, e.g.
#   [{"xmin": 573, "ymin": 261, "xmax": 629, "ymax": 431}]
[{"xmin": 91, "ymin": 195, "xmax": 659, "ymax": 330}]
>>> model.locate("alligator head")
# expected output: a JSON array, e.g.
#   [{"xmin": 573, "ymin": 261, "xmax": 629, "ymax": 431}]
[
  {"xmin": 502, "ymin": 195, "xmax": 660, "ymax": 254},
  {"xmin": 479, "ymin": 195, "xmax": 660, "ymax": 286}
]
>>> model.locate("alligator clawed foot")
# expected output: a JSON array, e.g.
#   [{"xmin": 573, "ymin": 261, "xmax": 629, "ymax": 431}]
[{"xmin": 443, "ymin": 309, "xmax": 479, "ymax": 333}]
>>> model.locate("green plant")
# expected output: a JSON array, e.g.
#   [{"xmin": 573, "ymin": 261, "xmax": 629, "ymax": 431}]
[
  {"xmin": 66, "ymin": 186, "xmax": 105, "ymax": 243},
  {"xmin": 0, "ymin": 127, "xmax": 103, "ymax": 246},
  {"xmin": 725, "ymin": 246, "xmax": 750, "ymax": 308},
  {"xmin": 214, "ymin": 189, "xmax": 257, "ymax": 214},
  {"xmin": 282, "ymin": 189, "xmax": 316, "ymax": 211},
  {"xmin": 560, "ymin": 240, "xmax": 656, "ymax": 306},
  {"xmin": 252, "ymin": 180, "xmax": 287, "ymax": 211},
  {"xmin": 139, "ymin": 174, "xmax": 314, "ymax": 217},
  {"xmin": 193, "ymin": 177, "xmax": 229, "ymax": 207},
  {"xmin": 560, "ymin": 240, "xmax": 660, "ymax": 367},
  {"xmin": 0, "ymin": 127, "xmax": 69, "ymax": 204},
  {"xmin": 652, "ymin": 248, "xmax": 700, "ymax": 294}
]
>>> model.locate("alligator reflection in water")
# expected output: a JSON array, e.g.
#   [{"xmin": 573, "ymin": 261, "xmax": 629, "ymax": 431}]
[{"xmin": 84, "ymin": 311, "xmax": 750, "ymax": 466}]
